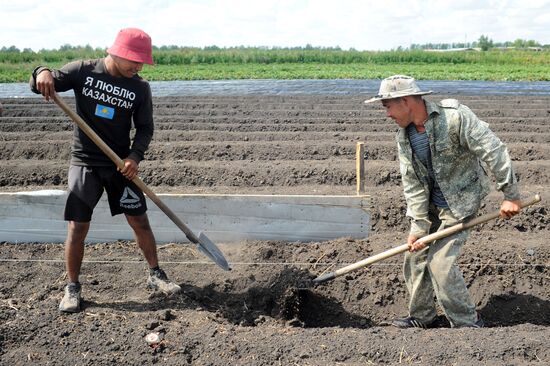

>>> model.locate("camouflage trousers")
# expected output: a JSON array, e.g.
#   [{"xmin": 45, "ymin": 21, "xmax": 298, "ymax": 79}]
[{"xmin": 403, "ymin": 205, "xmax": 478, "ymax": 327}]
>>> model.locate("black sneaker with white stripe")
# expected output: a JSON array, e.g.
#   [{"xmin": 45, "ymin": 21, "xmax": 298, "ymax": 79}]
[
  {"xmin": 461, "ymin": 313, "xmax": 485, "ymax": 328},
  {"xmin": 392, "ymin": 316, "xmax": 437, "ymax": 329}
]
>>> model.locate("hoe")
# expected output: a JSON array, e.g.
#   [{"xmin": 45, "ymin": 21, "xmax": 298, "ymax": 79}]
[{"xmin": 314, "ymin": 195, "xmax": 541, "ymax": 284}]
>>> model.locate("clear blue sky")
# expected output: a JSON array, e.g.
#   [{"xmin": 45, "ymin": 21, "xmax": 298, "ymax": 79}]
[{"xmin": 2, "ymin": 0, "xmax": 549, "ymax": 51}]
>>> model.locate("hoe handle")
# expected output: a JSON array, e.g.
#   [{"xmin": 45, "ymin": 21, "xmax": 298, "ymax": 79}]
[{"xmin": 313, "ymin": 194, "xmax": 541, "ymax": 283}]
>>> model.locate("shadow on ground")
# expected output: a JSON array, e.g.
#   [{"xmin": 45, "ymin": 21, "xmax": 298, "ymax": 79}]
[
  {"xmin": 83, "ymin": 267, "xmax": 372, "ymax": 329},
  {"xmin": 481, "ymin": 293, "xmax": 550, "ymax": 327}
]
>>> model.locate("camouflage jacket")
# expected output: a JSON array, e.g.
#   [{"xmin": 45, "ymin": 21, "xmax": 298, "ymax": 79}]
[{"xmin": 397, "ymin": 99, "xmax": 520, "ymax": 237}]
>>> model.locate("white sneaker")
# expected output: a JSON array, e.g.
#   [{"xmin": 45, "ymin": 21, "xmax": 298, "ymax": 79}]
[
  {"xmin": 59, "ymin": 282, "xmax": 81, "ymax": 313},
  {"xmin": 147, "ymin": 268, "xmax": 181, "ymax": 294}
]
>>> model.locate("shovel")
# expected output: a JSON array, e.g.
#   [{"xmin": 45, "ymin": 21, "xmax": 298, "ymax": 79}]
[
  {"xmin": 53, "ymin": 94, "xmax": 231, "ymax": 271},
  {"xmin": 313, "ymin": 194, "xmax": 541, "ymax": 284}
]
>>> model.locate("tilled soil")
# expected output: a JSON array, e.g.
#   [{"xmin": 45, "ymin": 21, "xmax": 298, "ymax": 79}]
[{"xmin": 0, "ymin": 94, "xmax": 549, "ymax": 365}]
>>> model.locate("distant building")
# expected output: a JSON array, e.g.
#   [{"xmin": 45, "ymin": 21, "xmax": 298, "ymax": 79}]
[
  {"xmin": 425, "ymin": 48, "xmax": 480, "ymax": 52},
  {"xmin": 494, "ymin": 46, "xmax": 543, "ymax": 51}
]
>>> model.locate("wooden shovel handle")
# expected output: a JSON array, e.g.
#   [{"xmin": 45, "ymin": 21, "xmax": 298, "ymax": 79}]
[
  {"xmin": 53, "ymin": 94, "xmax": 200, "ymax": 243},
  {"xmin": 53, "ymin": 94, "xmax": 125, "ymax": 169}
]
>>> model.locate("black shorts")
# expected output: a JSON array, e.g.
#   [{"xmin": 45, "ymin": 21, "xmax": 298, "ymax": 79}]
[{"xmin": 64, "ymin": 165, "xmax": 147, "ymax": 222}]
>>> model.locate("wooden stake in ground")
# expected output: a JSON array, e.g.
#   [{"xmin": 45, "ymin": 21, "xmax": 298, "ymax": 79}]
[
  {"xmin": 52, "ymin": 94, "xmax": 231, "ymax": 271},
  {"xmin": 356, "ymin": 142, "xmax": 365, "ymax": 195}
]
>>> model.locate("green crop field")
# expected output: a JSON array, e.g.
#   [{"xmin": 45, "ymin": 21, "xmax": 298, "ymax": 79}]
[{"xmin": 1, "ymin": 47, "xmax": 549, "ymax": 83}]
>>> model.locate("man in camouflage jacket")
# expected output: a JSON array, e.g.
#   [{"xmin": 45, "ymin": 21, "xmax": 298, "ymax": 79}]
[{"xmin": 365, "ymin": 75, "xmax": 521, "ymax": 328}]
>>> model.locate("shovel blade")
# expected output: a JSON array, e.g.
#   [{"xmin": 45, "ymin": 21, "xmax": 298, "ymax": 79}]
[{"xmin": 196, "ymin": 231, "xmax": 231, "ymax": 271}]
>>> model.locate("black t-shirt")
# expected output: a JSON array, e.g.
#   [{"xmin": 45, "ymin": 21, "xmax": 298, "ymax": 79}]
[{"xmin": 30, "ymin": 58, "xmax": 153, "ymax": 166}]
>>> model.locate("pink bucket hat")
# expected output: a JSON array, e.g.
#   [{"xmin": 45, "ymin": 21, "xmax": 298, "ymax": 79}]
[{"xmin": 107, "ymin": 28, "xmax": 153, "ymax": 65}]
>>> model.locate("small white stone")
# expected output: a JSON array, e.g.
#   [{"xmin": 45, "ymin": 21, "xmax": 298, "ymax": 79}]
[{"xmin": 145, "ymin": 332, "xmax": 163, "ymax": 345}]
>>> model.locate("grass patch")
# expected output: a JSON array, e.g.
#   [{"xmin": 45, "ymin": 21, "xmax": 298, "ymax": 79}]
[{"xmin": 2, "ymin": 48, "xmax": 549, "ymax": 82}]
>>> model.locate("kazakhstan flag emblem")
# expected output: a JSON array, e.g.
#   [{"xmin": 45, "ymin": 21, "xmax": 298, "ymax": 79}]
[{"xmin": 95, "ymin": 104, "xmax": 115, "ymax": 119}]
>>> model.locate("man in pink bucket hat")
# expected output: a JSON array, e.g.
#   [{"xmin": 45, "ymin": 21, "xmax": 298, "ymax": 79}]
[{"xmin": 30, "ymin": 28, "xmax": 181, "ymax": 313}]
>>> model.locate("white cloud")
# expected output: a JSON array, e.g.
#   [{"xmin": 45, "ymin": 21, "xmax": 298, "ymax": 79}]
[{"xmin": 1, "ymin": 0, "xmax": 550, "ymax": 51}]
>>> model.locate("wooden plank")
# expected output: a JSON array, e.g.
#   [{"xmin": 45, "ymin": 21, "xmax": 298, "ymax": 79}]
[{"xmin": 0, "ymin": 190, "xmax": 370, "ymax": 244}]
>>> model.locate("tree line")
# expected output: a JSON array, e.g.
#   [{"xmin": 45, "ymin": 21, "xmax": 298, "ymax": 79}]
[
  {"xmin": 410, "ymin": 35, "xmax": 544, "ymax": 51},
  {"xmin": 1, "ymin": 36, "xmax": 546, "ymax": 54}
]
